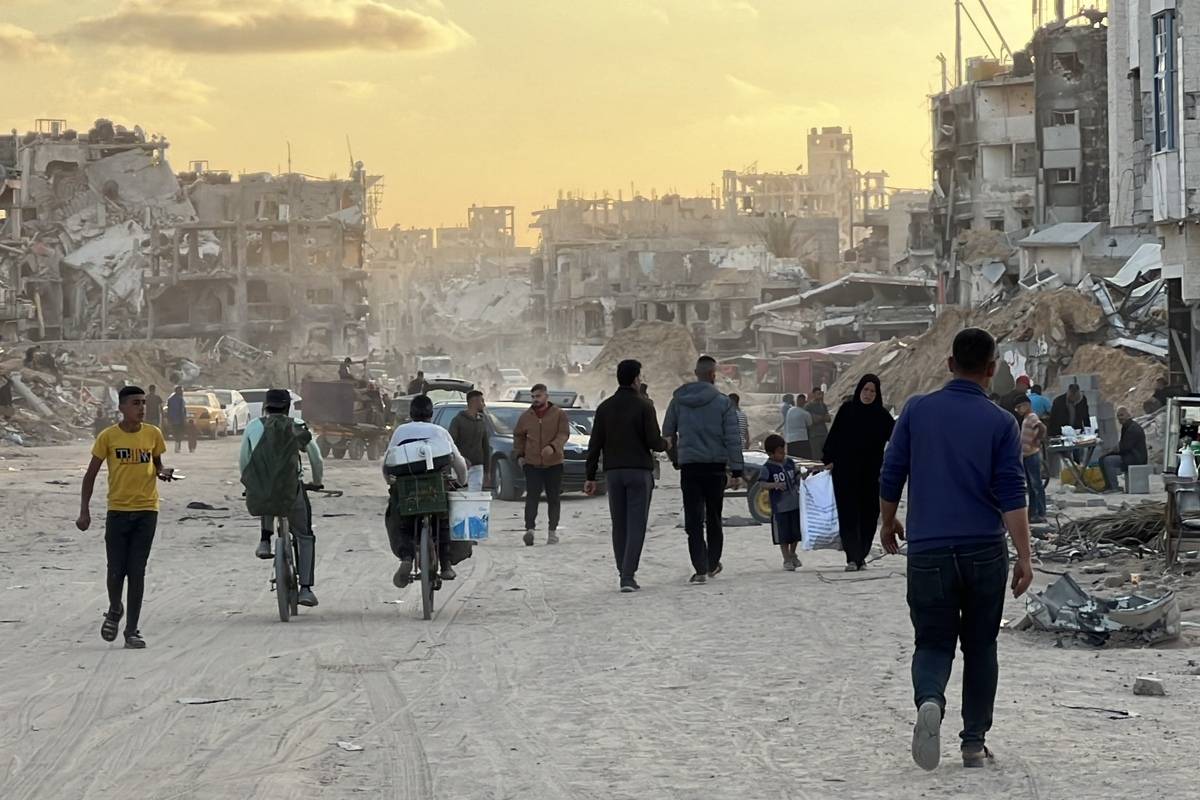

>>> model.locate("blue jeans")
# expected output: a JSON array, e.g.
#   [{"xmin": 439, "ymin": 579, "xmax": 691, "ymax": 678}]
[
  {"xmin": 1023, "ymin": 454, "xmax": 1045, "ymax": 518},
  {"xmin": 907, "ymin": 540, "xmax": 1008, "ymax": 750},
  {"xmin": 1100, "ymin": 454, "xmax": 1125, "ymax": 492}
]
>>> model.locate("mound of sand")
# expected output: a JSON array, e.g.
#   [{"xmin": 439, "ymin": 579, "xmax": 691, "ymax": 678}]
[
  {"xmin": 1067, "ymin": 344, "xmax": 1166, "ymax": 411},
  {"xmin": 827, "ymin": 289, "xmax": 1105, "ymax": 410},
  {"xmin": 570, "ymin": 322, "xmax": 700, "ymax": 404}
]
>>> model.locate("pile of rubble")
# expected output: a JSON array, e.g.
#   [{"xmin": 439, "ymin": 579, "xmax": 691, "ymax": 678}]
[
  {"xmin": 827, "ymin": 288, "xmax": 1165, "ymax": 410},
  {"xmin": 0, "ymin": 339, "xmax": 283, "ymax": 446},
  {"xmin": 415, "ymin": 272, "xmax": 532, "ymax": 342},
  {"xmin": 1, "ymin": 119, "xmax": 196, "ymax": 340},
  {"xmin": 570, "ymin": 321, "xmax": 699, "ymax": 402}
]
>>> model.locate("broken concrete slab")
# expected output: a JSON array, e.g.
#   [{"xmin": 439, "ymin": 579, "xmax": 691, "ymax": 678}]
[
  {"xmin": 1132, "ymin": 676, "xmax": 1166, "ymax": 696},
  {"xmin": 1082, "ymin": 563, "xmax": 1109, "ymax": 574},
  {"xmin": 1025, "ymin": 572, "xmax": 1181, "ymax": 645}
]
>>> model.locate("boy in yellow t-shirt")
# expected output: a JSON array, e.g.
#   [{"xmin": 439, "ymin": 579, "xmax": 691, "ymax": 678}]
[{"xmin": 77, "ymin": 386, "xmax": 175, "ymax": 649}]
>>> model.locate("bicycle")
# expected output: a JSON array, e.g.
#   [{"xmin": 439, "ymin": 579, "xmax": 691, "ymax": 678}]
[
  {"xmin": 390, "ymin": 474, "xmax": 456, "ymax": 621},
  {"xmin": 268, "ymin": 484, "xmax": 341, "ymax": 622}
]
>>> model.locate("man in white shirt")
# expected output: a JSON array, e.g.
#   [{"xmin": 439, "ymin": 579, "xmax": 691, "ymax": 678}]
[{"xmin": 383, "ymin": 395, "xmax": 467, "ymax": 586}]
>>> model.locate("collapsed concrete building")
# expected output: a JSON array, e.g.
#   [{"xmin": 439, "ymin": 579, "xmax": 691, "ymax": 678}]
[
  {"xmin": 530, "ymin": 193, "xmax": 831, "ymax": 358},
  {"xmin": 0, "ymin": 117, "xmax": 376, "ymax": 356},
  {"xmin": 722, "ymin": 126, "xmax": 886, "ymax": 253},
  {"xmin": 148, "ymin": 165, "xmax": 374, "ymax": 356},
  {"xmin": 365, "ymin": 205, "xmax": 532, "ymax": 360}
]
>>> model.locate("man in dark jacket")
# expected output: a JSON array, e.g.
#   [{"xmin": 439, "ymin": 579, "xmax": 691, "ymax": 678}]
[
  {"xmin": 662, "ymin": 355, "xmax": 744, "ymax": 584},
  {"xmin": 1048, "ymin": 383, "xmax": 1091, "ymax": 467},
  {"xmin": 449, "ymin": 390, "xmax": 491, "ymax": 491},
  {"xmin": 1100, "ymin": 406, "xmax": 1148, "ymax": 492},
  {"xmin": 585, "ymin": 359, "xmax": 666, "ymax": 593}
]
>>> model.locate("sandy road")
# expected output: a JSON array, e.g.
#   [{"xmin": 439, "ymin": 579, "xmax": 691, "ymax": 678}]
[{"xmin": 0, "ymin": 438, "xmax": 1198, "ymax": 800}]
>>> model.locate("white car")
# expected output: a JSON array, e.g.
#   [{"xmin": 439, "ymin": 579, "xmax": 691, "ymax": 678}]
[
  {"xmin": 241, "ymin": 389, "xmax": 304, "ymax": 423},
  {"xmin": 498, "ymin": 368, "xmax": 529, "ymax": 387},
  {"xmin": 213, "ymin": 389, "xmax": 251, "ymax": 435}
]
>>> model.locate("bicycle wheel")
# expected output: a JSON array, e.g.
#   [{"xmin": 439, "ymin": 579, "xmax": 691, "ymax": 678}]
[
  {"xmin": 275, "ymin": 518, "xmax": 291, "ymax": 623},
  {"xmin": 419, "ymin": 516, "xmax": 433, "ymax": 621}
]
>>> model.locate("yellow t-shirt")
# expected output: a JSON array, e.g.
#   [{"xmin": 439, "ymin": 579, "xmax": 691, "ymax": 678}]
[{"xmin": 91, "ymin": 424, "xmax": 167, "ymax": 512}]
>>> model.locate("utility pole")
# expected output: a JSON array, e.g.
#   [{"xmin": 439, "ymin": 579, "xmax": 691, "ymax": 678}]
[
  {"xmin": 954, "ymin": 0, "xmax": 963, "ymax": 86},
  {"xmin": 937, "ymin": 53, "xmax": 948, "ymax": 93}
]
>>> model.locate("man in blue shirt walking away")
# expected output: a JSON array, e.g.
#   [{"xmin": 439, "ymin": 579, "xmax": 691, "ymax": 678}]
[{"xmin": 878, "ymin": 328, "xmax": 1034, "ymax": 772}]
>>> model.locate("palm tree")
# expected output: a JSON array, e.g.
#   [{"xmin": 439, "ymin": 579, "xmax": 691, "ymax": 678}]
[{"xmin": 759, "ymin": 215, "xmax": 800, "ymax": 258}]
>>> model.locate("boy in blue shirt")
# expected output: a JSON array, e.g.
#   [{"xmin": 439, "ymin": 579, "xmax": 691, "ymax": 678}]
[{"xmin": 761, "ymin": 435, "xmax": 802, "ymax": 571}]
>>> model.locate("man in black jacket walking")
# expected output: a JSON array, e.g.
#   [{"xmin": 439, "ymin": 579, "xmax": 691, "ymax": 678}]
[{"xmin": 585, "ymin": 359, "xmax": 667, "ymax": 592}]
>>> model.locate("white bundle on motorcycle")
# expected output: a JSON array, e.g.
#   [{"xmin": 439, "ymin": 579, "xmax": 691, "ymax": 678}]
[
  {"xmin": 800, "ymin": 471, "xmax": 842, "ymax": 551},
  {"xmin": 384, "ymin": 438, "xmax": 452, "ymax": 477}
]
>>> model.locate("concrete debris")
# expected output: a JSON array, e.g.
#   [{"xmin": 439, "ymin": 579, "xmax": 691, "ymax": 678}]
[
  {"xmin": 576, "ymin": 321, "xmax": 698, "ymax": 401},
  {"xmin": 0, "ymin": 339, "xmax": 284, "ymax": 446},
  {"xmin": 828, "ymin": 289, "xmax": 1103, "ymax": 410},
  {"xmin": 1066, "ymin": 345, "xmax": 1166, "ymax": 414},
  {"xmin": 1132, "ymin": 676, "xmax": 1166, "ymax": 697},
  {"xmin": 1024, "ymin": 573, "xmax": 1181, "ymax": 646}
]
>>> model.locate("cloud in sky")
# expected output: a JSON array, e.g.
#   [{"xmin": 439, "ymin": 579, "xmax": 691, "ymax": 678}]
[
  {"xmin": 725, "ymin": 74, "xmax": 769, "ymax": 97},
  {"xmin": 62, "ymin": 0, "xmax": 470, "ymax": 55},
  {"xmin": 0, "ymin": 22, "xmax": 58, "ymax": 59},
  {"xmin": 327, "ymin": 79, "xmax": 379, "ymax": 99}
]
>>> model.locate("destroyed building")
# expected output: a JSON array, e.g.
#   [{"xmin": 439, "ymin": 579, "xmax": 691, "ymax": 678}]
[
  {"xmin": 0, "ymin": 118, "xmax": 184, "ymax": 342},
  {"xmin": 1108, "ymin": 1, "xmax": 1200, "ymax": 388},
  {"xmin": 722, "ymin": 127, "xmax": 885, "ymax": 252},
  {"xmin": 748, "ymin": 273, "xmax": 938, "ymax": 353},
  {"xmin": 530, "ymin": 192, "xmax": 829, "ymax": 358},
  {"xmin": 148, "ymin": 164, "xmax": 375, "ymax": 356},
  {"xmin": 933, "ymin": 9, "xmax": 1113, "ymax": 308},
  {"xmin": 1, "ymin": 117, "xmax": 376, "ymax": 356},
  {"xmin": 365, "ymin": 206, "xmax": 531, "ymax": 358}
]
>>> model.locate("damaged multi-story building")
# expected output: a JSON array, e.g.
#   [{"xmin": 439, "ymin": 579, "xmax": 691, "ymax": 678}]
[
  {"xmin": 932, "ymin": 8, "xmax": 1112, "ymax": 306},
  {"xmin": 722, "ymin": 126, "xmax": 885, "ymax": 253},
  {"xmin": 148, "ymin": 164, "xmax": 374, "ymax": 356},
  {"xmin": 531, "ymin": 191, "xmax": 835, "ymax": 358},
  {"xmin": 1, "ymin": 117, "xmax": 376, "ymax": 355},
  {"xmin": 1109, "ymin": 0, "xmax": 1200, "ymax": 387},
  {"xmin": 365, "ymin": 205, "xmax": 532, "ymax": 358}
]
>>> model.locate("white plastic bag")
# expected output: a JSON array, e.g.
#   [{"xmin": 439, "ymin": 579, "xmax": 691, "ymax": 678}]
[{"xmin": 800, "ymin": 471, "xmax": 842, "ymax": 551}]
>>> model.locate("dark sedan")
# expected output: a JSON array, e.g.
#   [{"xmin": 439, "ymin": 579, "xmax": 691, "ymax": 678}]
[{"xmin": 432, "ymin": 401, "xmax": 603, "ymax": 501}]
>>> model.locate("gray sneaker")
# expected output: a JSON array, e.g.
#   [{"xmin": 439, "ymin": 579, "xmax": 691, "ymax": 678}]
[
  {"xmin": 547, "ymin": 530, "xmax": 560, "ymax": 545},
  {"xmin": 962, "ymin": 746, "xmax": 994, "ymax": 768},
  {"xmin": 689, "ymin": 573, "xmax": 707, "ymax": 584},
  {"xmin": 255, "ymin": 540, "xmax": 272, "ymax": 560},
  {"xmin": 911, "ymin": 701, "xmax": 942, "ymax": 771},
  {"xmin": 298, "ymin": 587, "xmax": 318, "ymax": 607},
  {"xmin": 523, "ymin": 530, "xmax": 535, "ymax": 547},
  {"xmin": 393, "ymin": 560, "xmax": 413, "ymax": 588}
]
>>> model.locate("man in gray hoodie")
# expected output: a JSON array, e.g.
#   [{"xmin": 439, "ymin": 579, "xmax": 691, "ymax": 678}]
[{"xmin": 663, "ymin": 355, "xmax": 745, "ymax": 584}]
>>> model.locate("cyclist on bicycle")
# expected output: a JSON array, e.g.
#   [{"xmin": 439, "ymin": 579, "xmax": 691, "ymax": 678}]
[
  {"xmin": 240, "ymin": 388, "xmax": 324, "ymax": 607},
  {"xmin": 383, "ymin": 394, "xmax": 467, "ymax": 588}
]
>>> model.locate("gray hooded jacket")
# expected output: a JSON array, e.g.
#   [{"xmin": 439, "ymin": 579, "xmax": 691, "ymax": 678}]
[{"xmin": 662, "ymin": 381, "xmax": 745, "ymax": 473}]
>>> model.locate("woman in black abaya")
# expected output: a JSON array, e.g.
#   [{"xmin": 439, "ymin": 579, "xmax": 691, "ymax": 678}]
[{"xmin": 822, "ymin": 374, "xmax": 895, "ymax": 571}]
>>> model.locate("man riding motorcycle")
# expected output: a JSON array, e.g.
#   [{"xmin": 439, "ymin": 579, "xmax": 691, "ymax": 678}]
[
  {"xmin": 383, "ymin": 394, "xmax": 467, "ymax": 587},
  {"xmin": 240, "ymin": 388, "xmax": 324, "ymax": 607}
]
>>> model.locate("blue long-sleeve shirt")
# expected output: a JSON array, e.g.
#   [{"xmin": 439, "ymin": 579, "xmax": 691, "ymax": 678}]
[{"xmin": 879, "ymin": 379, "xmax": 1026, "ymax": 553}]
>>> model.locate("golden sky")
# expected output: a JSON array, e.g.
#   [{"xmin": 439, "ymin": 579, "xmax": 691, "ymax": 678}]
[{"xmin": 2, "ymin": 0, "xmax": 1046, "ymax": 244}]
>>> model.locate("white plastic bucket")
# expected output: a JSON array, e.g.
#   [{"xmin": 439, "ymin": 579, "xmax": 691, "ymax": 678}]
[{"xmin": 449, "ymin": 491, "xmax": 491, "ymax": 542}]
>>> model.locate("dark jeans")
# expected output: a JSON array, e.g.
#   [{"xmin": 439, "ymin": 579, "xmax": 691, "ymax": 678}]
[
  {"xmin": 680, "ymin": 464, "xmax": 726, "ymax": 574},
  {"xmin": 385, "ymin": 506, "xmax": 451, "ymax": 567},
  {"xmin": 523, "ymin": 464, "xmax": 563, "ymax": 531},
  {"xmin": 1023, "ymin": 453, "xmax": 1046, "ymax": 518},
  {"xmin": 104, "ymin": 511, "xmax": 158, "ymax": 636},
  {"xmin": 907, "ymin": 539, "xmax": 1008, "ymax": 750},
  {"xmin": 606, "ymin": 468, "xmax": 654, "ymax": 579},
  {"xmin": 1100, "ymin": 454, "xmax": 1125, "ymax": 491},
  {"xmin": 261, "ymin": 488, "xmax": 315, "ymax": 586}
]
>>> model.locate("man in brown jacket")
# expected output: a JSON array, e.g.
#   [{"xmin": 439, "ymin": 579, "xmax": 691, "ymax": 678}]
[{"xmin": 513, "ymin": 383, "xmax": 571, "ymax": 545}]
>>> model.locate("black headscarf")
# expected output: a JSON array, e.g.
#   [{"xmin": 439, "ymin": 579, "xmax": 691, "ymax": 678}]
[{"xmin": 822, "ymin": 374, "xmax": 895, "ymax": 475}]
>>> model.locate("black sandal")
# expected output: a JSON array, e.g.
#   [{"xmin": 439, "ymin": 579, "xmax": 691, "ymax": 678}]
[{"xmin": 100, "ymin": 603, "xmax": 123, "ymax": 642}]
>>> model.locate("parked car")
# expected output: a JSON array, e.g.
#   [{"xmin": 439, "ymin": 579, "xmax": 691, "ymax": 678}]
[
  {"xmin": 390, "ymin": 379, "xmax": 474, "ymax": 425},
  {"xmin": 564, "ymin": 407, "xmax": 595, "ymax": 436},
  {"xmin": 498, "ymin": 368, "xmax": 529, "ymax": 388},
  {"xmin": 241, "ymin": 388, "xmax": 303, "ymax": 422},
  {"xmin": 431, "ymin": 400, "xmax": 603, "ymax": 501},
  {"xmin": 212, "ymin": 389, "xmax": 251, "ymax": 435},
  {"xmin": 184, "ymin": 391, "xmax": 228, "ymax": 439}
]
